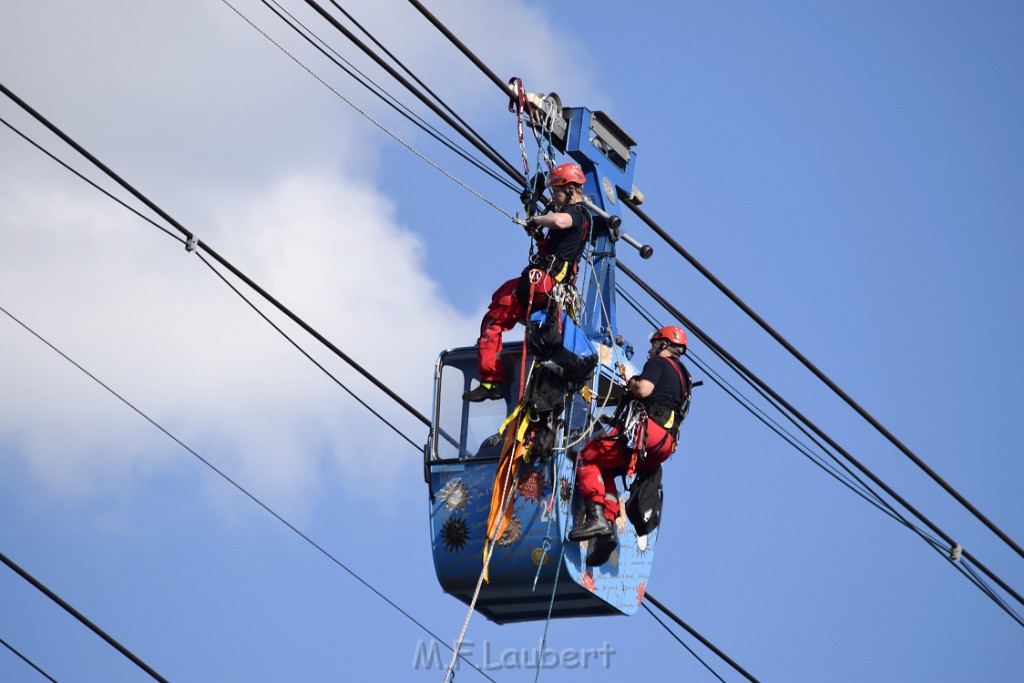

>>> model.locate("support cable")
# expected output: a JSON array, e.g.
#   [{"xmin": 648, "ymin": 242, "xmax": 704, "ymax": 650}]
[
  {"xmin": 0, "ymin": 304, "xmax": 495, "ymax": 682},
  {"xmin": 300, "ymin": 0, "xmax": 525, "ymax": 186},
  {"xmin": 2, "ymin": 109, "xmax": 460, "ymax": 453},
  {"xmin": 405, "ymin": 0, "xmax": 511, "ymax": 96},
  {"xmin": 321, "ymin": 0, "xmax": 513, "ymax": 182},
  {"xmin": 261, "ymin": 0, "xmax": 518, "ymax": 192},
  {"xmin": 0, "ymin": 551, "xmax": 170, "ymax": 683},
  {"xmin": 640, "ymin": 605, "xmax": 727, "ymax": 683},
  {"xmin": 618, "ymin": 191, "xmax": 1024, "ymax": 562},
  {"xmin": 616, "ymin": 284, "xmax": 919, "ymax": 526},
  {"xmin": 0, "ymin": 80, "xmax": 431, "ymax": 430},
  {"xmin": 220, "ymin": 0, "xmax": 518, "ymax": 221},
  {"xmin": 644, "ymin": 592, "xmax": 760, "ymax": 683},
  {"xmin": 616, "ymin": 282, "xmax": 1024, "ymax": 628},
  {"xmin": 0, "ymin": 636, "xmax": 59, "ymax": 683},
  {"xmin": 618, "ymin": 262, "xmax": 1024, "ymax": 621}
]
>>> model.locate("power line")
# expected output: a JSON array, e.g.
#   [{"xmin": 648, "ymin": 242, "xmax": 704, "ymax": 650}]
[
  {"xmin": 260, "ymin": 0, "xmax": 518, "ymax": 192},
  {"xmin": 1, "ymin": 112, "xmax": 462, "ymax": 454},
  {"xmin": 0, "ymin": 637, "xmax": 59, "ymax": 683},
  {"xmin": 405, "ymin": 0, "xmax": 511, "ymax": 96},
  {"xmin": 0, "ymin": 303, "xmax": 496, "ymax": 683},
  {"xmin": 617, "ymin": 279, "xmax": 1024, "ymax": 628},
  {"xmin": 617, "ymin": 192, "xmax": 1024, "ymax": 562},
  {"xmin": 300, "ymin": 0, "xmax": 525, "ymax": 187},
  {"xmin": 0, "ymin": 79, "xmax": 432, "ymax": 431},
  {"xmin": 618, "ymin": 261, "xmax": 1024, "ymax": 626},
  {"xmin": 0, "ymin": 551, "xmax": 169, "ymax": 683},
  {"xmin": 320, "ymin": 0, "xmax": 514, "ymax": 184},
  {"xmin": 220, "ymin": 0, "xmax": 518, "ymax": 222},
  {"xmin": 616, "ymin": 283, "xmax": 925, "ymax": 528},
  {"xmin": 645, "ymin": 592, "xmax": 761, "ymax": 683},
  {"xmin": 640, "ymin": 605, "xmax": 728, "ymax": 683}
]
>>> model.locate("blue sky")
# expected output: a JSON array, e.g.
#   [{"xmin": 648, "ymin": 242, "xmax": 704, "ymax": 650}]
[{"xmin": 1, "ymin": 1, "xmax": 1022, "ymax": 681}]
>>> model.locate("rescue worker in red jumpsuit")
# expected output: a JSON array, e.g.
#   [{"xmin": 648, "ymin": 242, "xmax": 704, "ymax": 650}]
[
  {"xmin": 569, "ymin": 326, "xmax": 690, "ymax": 566},
  {"xmin": 463, "ymin": 162, "xmax": 592, "ymax": 402}
]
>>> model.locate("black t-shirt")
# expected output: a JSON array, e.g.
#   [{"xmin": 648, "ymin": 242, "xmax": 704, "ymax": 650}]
[
  {"xmin": 538, "ymin": 204, "xmax": 590, "ymax": 262},
  {"xmin": 637, "ymin": 355, "xmax": 686, "ymax": 412}
]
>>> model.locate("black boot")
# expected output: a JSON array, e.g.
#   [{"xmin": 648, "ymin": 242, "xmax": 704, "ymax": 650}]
[
  {"xmin": 586, "ymin": 534, "xmax": 618, "ymax": 567},
  {"xmin": 568, "ymin": 502, "xmax": 613, "ymax": 542},
  {"xmin": 462, "ymin": 382, "xmax": 503, "ymax": 402}
]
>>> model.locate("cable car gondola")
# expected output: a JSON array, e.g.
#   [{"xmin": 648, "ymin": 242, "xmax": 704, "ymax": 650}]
[{"xmin": 425, "ymin": 99, "xmax": 661, "ymax": 622}]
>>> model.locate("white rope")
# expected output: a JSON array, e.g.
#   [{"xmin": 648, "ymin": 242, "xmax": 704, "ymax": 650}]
[
  {"xmin": 442, "ymin": 446, "xmax": 520, "ymax": 682},
  {"xmin": 220, "ymin": 0, "xmax": 518, "ymax": 221}
]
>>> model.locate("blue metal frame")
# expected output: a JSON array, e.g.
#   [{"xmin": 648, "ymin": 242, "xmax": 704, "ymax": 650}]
[{"xmin": 564, "ymin": 107, "xmax": 638, "ymax": 348}]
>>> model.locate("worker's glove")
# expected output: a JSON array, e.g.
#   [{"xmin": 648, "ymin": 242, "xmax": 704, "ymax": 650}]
[{"xmin": 523, "ymin": 215, "xmax": 542, "ymax": 237}]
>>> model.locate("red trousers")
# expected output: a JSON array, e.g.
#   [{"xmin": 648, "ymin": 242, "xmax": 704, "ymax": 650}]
[
  {"xmin": 576, "ymin": 421, "xmax": 676, "ymax": 521},
  {"xmin": 476, "ymin": 271, "xmax": 560, "ymax": 383}
]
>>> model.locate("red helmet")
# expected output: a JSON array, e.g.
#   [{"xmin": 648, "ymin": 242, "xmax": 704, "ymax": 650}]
[
  {"xmin": 546, "ymin": 162, "xmax": 586, "ymax": 188},
  {"xmin": 652, "ymin": 325, "xmax": 687, "ymax": 348}
]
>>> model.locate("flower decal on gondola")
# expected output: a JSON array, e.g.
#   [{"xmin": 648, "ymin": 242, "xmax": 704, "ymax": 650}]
[
  {"xmin": 636, "ymin": 582, "xmax": 647, "ymax": 605},
  {"xmin": 496, "ymin": 515, "xmax": 523, "ymax": 547},
  {"xmin": 440, "ymin": 515, "xmax": 470, "ymax": 553},
  {"xmin": 439, "ymin": 479, "xmax": 469, "ymax": 512},
  {"xmin": 581, "ymin": 569, "xmax": 596, "ymax": 593},
  {"xmin": 517, "ymin": 468, "xmax": 546, "ymax": 502}
]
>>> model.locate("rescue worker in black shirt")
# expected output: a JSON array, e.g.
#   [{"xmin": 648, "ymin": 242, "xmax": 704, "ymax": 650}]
[
  {"xmin": 463, "ymin": 162, "xmax": 592, "ymax": 402},
  {"xmin": 569, "ymin": 326, "xmax": 691, "ymax": 566}
]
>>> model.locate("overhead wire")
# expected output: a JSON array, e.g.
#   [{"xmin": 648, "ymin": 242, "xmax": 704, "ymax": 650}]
[
  {"xmin": 299, "ymin": 0, "xmax": 525, "ymax": 186},
  {"xmin": 615, "ymin": 283, "xmax": 921, "ymax": 526},
  {"xmin": 640, "ymin": 605, "xmax": 728, "ymax": 683},
  {"xmin": 0, "ymin": 80, "xmax": 432, "ymax": 431},
  {"xmin": 0, "ymin": 551, "xmax": 169, "ymax": 683},
  {"xmin": 260, "ymin": 0, "xmax": 518, "ymax": 192},
  {"xmin": 0, "ymin": 636, "xmax": 59, "ymax": 683},
  {"xmin": 0, "ymin": 112, "xmax": 423, "ymax": 451},
  {"xmin": 617, "ymin": 192, "xmax": 1024, "ymax": 562},
  {"xmin": 614, "ymin": 281, "xmax": 1024, "ymax": 622},
  {"xmin": 618, "ymin": 262, "xmax": 1024, "ymax": 627},
  {"xmin": 645, "ymin": 592, "xmax": 761, "ymax": 683},
  {"xmin": 0, "ymin": 303, "xmax": 496, "ymax": 682},
  {"xmin": 320, "ymin": 0, "xmax": 515, "ymax": 183},
  {"xmin": 219, "ymin": 0, "xmax": 518, "ymax": 221}
]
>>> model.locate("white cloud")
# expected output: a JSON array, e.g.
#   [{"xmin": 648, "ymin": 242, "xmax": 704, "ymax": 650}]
[
  {"xmin": 0, "ymin": 164, "xmax": 477, "ymax": 504},
  {"xmin": 0, "ymin": 0, "xmax": 601, "ymax": 513}
]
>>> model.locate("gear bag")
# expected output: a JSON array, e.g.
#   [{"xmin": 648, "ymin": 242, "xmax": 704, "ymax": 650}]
[{"xmin": 625, "ymin": 464, "xmax": 664, "ymax": 536}]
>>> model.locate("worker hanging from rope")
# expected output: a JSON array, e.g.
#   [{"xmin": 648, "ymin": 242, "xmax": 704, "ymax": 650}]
[
  {"xmin": 463, "ymin": 162, "xmax": 592, "ymax": 402},
  {"xmin": 569, "ymin": 326, "xmax": 693, "ymax": 567}
]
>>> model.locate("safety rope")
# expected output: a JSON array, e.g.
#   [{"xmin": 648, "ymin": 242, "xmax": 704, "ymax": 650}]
[
  {"xmin": 442, "ymin": 440, "xmax": 522, "ymax": 683},
  {"xmin": 560, "ymin": 250, "xmax": 626, "ymax": 452},
  {"xmin": 220, "ymin": 0, "xmax": 520, "ymax": 222}
]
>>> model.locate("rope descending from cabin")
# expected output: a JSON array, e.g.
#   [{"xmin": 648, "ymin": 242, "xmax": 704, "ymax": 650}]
[{"xmin": 442, "ymin": 452, "xmax": 520, "ymax": 683}]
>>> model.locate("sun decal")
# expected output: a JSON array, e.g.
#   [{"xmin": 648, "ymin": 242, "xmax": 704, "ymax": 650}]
[
  {"xmin": 517, "ymin": 469, "xmax": 546, "ymax": 502},
  {"xmin": 559, "ymin": 477, "xmax": 572, "ymax": 506},
  {"xmin": 496, "ymin": 515, "xmax": 523, "ymax": 547},
  {"xmin": 439, "ymin": 479, "xmax": 469, "ymax": 512},
  {"xmin": 636, "ymin": 534, "xmax": 649, "ymax": 553},
  {"xmin": 440, "ymin": 516, "xmax": 470, "ymax": 553}
]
